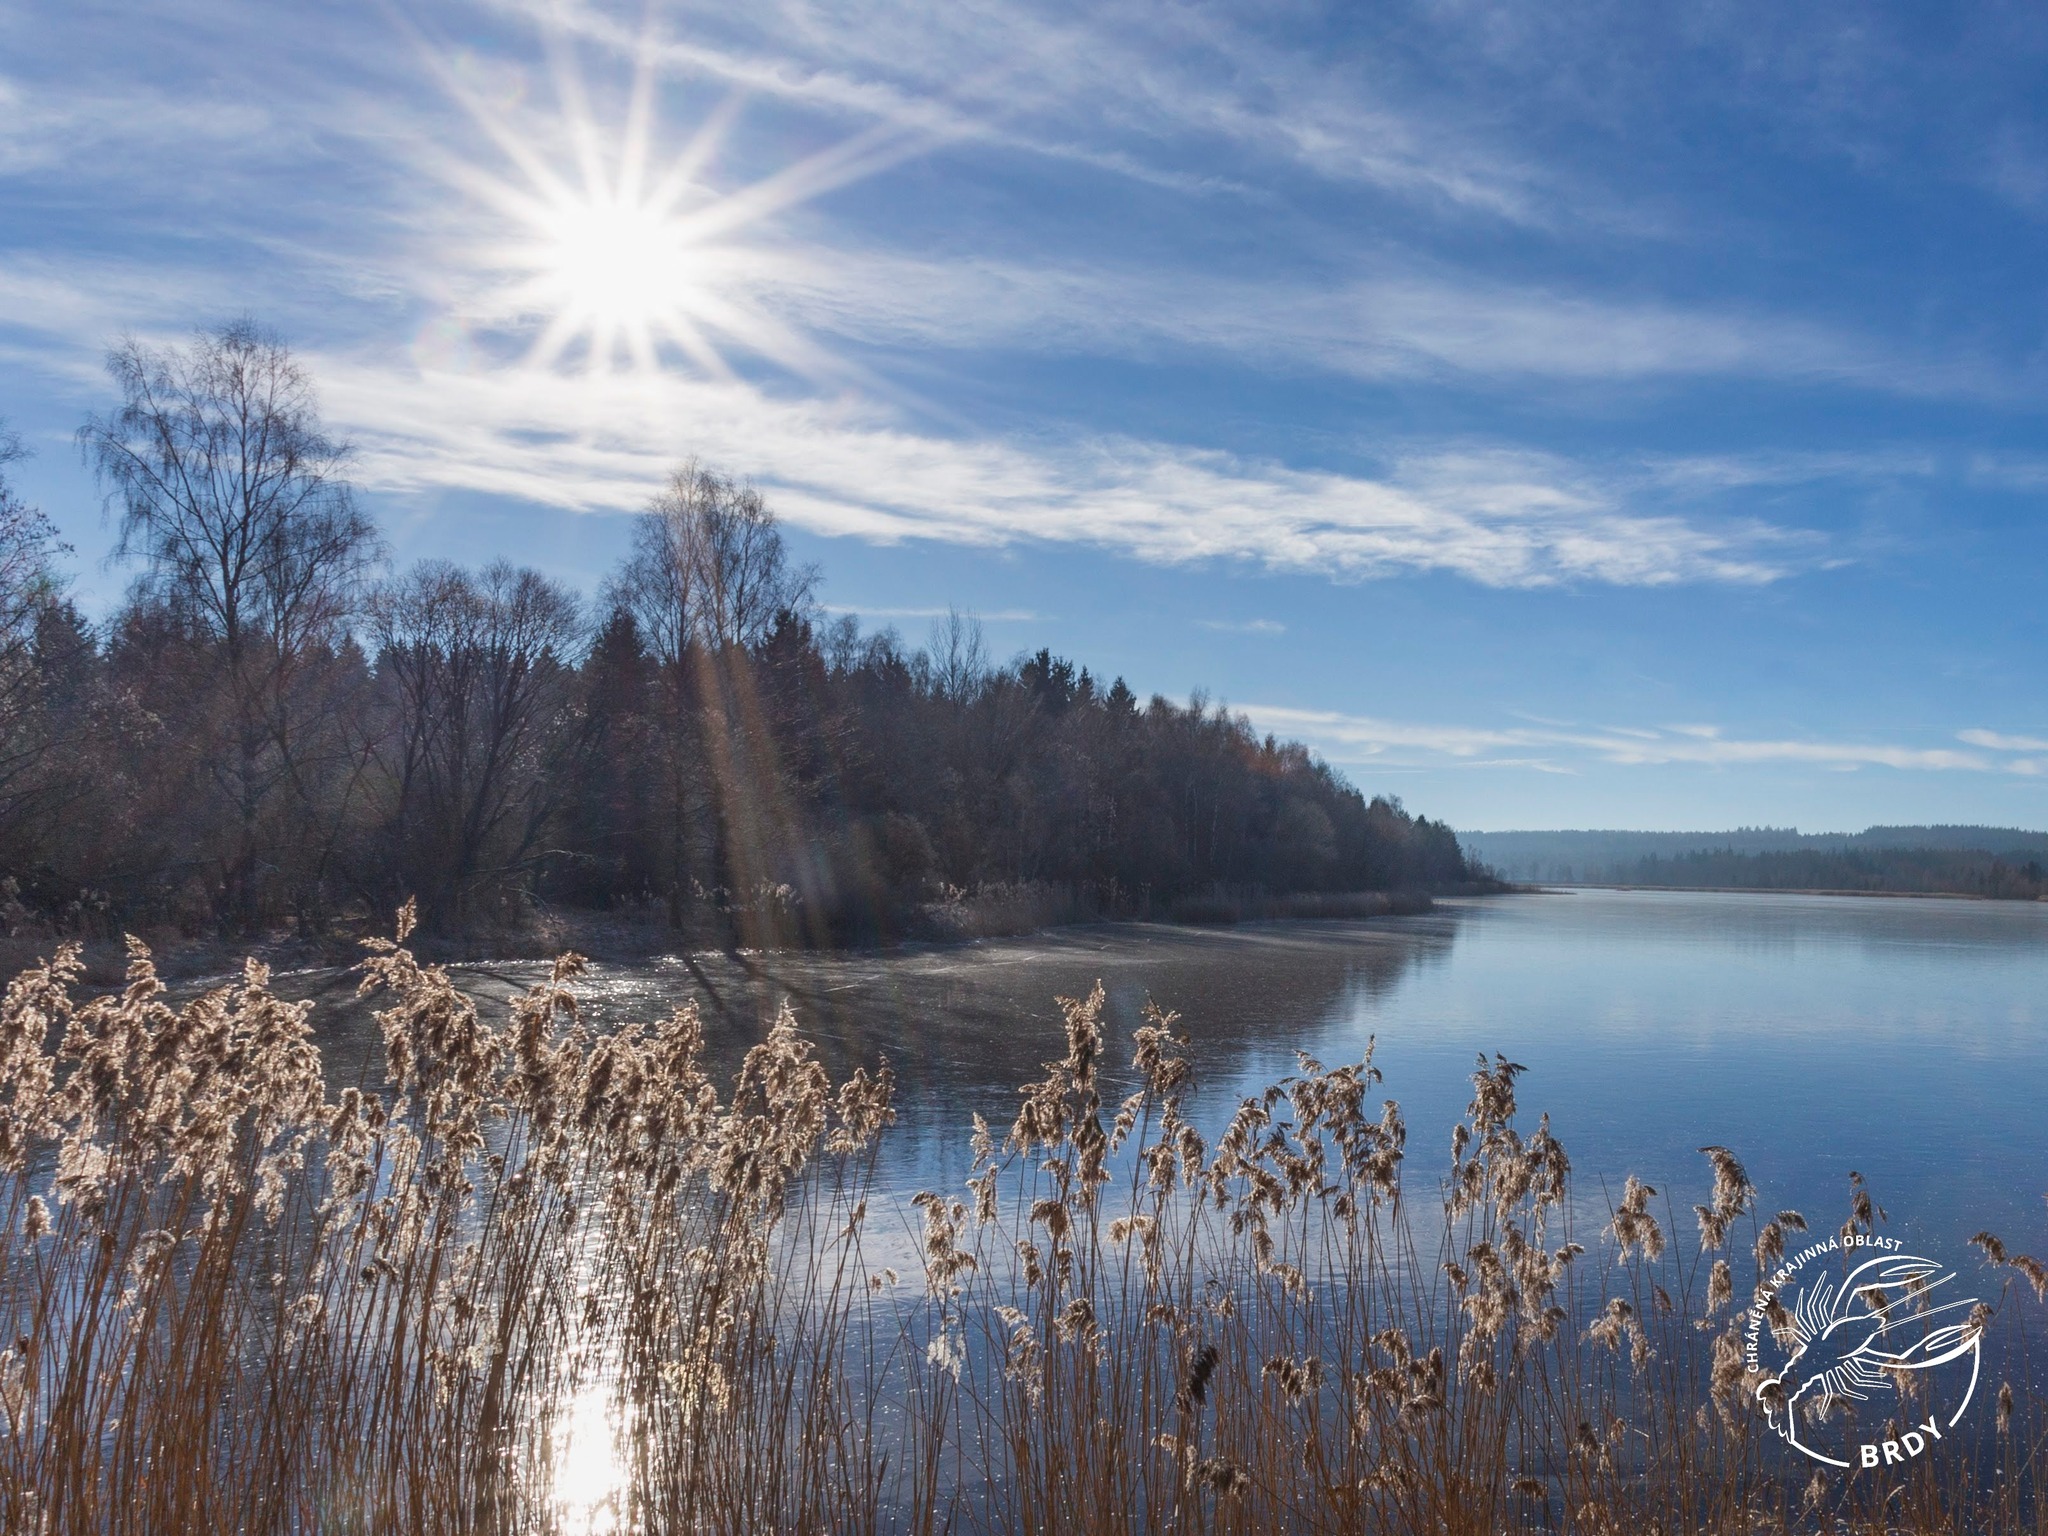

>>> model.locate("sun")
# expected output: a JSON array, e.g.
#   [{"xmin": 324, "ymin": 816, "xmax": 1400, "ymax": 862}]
[
  {"xmin": 539, "ymin": 196, "xmax": 687, "ymax": 329},
  {"xmin": 528, "ymin": 188, "xmax": 712, "ymax": 370},
  {"xmin": 421, "ymin": 18, "xmax": 932, "ymax": 378}
]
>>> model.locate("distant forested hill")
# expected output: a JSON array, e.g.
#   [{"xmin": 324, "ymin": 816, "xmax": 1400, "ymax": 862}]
[{"xmin": 1461, "ymin": 826, "xmax": 2048, "ymax": 897}]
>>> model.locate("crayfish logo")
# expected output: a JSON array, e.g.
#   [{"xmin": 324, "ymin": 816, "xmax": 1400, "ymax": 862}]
[{"xmin": 1749, "ymin": 1240, "xmax": 1984, "ymax": 1470}]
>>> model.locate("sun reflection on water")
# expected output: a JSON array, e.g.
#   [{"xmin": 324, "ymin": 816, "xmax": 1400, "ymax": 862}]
[{"xmin": 553, "ymin": 1384, "xmax": 630, "ymax": 1534}]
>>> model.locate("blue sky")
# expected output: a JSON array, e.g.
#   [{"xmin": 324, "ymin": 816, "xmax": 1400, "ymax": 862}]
[{"xmin": 4, "ymin": 0, "xmax": 2048, "ymax": 832}]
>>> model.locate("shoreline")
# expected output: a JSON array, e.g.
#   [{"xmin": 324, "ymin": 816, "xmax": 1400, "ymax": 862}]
[
  {"xmin": 0, "ymin": 883, "xmax": 1506, "ymax": 988},
  {"xmin": 29, "ymin": 879, "xmax": 2046, "ymax": 990}
]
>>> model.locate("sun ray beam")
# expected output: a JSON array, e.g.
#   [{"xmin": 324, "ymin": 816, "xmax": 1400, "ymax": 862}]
[
  {"xmin": 615, "ymin": 2, "xmax": 663, "ymax": 207},
  {"xmin": 643, "ymin": 92, "xmax": 747, "ymax": 217},
  {"xmin": 541, "ymin": 18, "xmax": 613, "ymax": 206}
]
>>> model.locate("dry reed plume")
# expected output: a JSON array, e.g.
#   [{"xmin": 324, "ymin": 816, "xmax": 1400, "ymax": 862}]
[{"xmin": 0, "ymin": 909, "xmax": 2036, "ymax": 1533}]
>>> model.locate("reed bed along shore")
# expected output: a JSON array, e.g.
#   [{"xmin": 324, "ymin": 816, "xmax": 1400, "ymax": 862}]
[{"xmin": 0, "ymin": 905, "xmax": 2039, "ymax": 1534}]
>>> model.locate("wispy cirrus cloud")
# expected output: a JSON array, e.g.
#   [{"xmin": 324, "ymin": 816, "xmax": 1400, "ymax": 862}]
[
  {"xmin": 1242, "ymin": 705, "xmax": 2015, "ymax": 776},
  {"xmin": 748, "ymin": 252, "xmax": 1948, "ymax": 394},
  {"xmin": 358, "ymin": 5, "xmax": 2003, "ymax": 406},
  {"xmin": 2, "ymin": 0, "xmax": 2035, "ymax": 652},
  {"xmin": 1197, "ymin": 618, "xmax": 1285, "ymax": 635},
  {"xmin": 507, "ymin": 0, "xmax": 1563, "ymax": 223},
  {"xmin": 0, "ymin": 75, "xmax": 275, "ymax": 178},
  {"xmin": 314, "ymin": 358, "xmax": 1810, "ymax": 588},
  {"xmin": 0, "ymin": 234, "xmax": 1990, "ymax": 420}
]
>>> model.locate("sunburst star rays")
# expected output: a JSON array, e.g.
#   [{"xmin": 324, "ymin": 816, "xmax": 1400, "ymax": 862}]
[{"xmin": 403, "ymin": 6, "xmax": 940, "ymax": 380}]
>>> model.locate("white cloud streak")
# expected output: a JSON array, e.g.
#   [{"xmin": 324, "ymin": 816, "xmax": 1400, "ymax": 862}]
[
  {"xmin": 1959, "ymin": 729, "xmax": 2048, "ymax": 753},
  {"xmin": 759, "ymin": 255, "xmax": 1922, "ymax": 391},
  {"xmin": 317, "ymin": 358, "xmax": 1806, "ymax": 588}
]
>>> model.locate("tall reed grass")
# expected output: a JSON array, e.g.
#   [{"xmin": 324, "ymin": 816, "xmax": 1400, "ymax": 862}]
[{"xmin": 0, "ymin": 907, "xmax": 2037, "ymax": 1533}]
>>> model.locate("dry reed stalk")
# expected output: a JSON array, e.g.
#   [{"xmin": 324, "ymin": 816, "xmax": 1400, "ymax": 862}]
[{"xmin": 0, "ymin": 913, "xmax": 2035, "ymax": 1533}]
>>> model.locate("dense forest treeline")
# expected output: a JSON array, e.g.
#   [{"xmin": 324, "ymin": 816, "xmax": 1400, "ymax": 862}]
[
  {"xmin": 0, "ymin": 322, "xmax": 1476, "ymax": 948},
  {"xmin": 1604, "ymin": 845, "xmax": 2048, "ymax": 899}
]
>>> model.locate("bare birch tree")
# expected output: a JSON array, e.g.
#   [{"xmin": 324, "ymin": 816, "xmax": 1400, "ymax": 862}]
[
  {"xmin": 78, "ymin": 320, "xmax": 380, "ymax": 929},
  {"xmin": 609, "ymin": 459, "xmax": 816, "ymax": 923}
]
